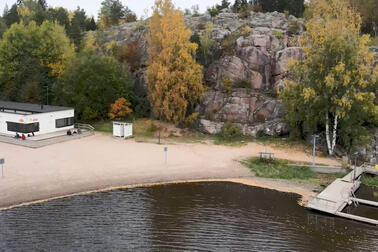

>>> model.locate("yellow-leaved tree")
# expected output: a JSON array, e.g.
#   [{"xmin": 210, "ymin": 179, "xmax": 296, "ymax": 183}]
[
  {"xmin": 146, "ymin": 0, "xmax": 204, "ymax": 124},
  {"xmin": 280, "ymin": 0, "xmax": 378, "ymax": 156},
  {"xmin": 108, "ymin": 98, "xmax": 133, "ymax": 121}
]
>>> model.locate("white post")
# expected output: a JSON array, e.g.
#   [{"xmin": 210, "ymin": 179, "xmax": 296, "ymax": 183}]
[
  {"xmin": 164, "ymin": 146, "xmax": 168, "ymax": 165},
  {"xmin": 312, "ymin": 135, "xmax": 317, "ymax": 167}
]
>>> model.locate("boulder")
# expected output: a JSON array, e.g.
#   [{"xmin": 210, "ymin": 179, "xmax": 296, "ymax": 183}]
[
  {"xmin": 197, "ymin": 119, "xmax": 224, "ymax": 134},
  {"xmin": 214, "ymin": 12, "xmax": 244, "ymax": 32},
  {"xmin": 251, "ymin": 34, "xmax": 271, "ymax": 48},
  {"xmin": 273, "ymin": 47, "xmax": 303, "ymax": 76}
]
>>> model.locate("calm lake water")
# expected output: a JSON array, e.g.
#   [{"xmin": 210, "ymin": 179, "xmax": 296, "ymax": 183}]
[{"xmin": 0, "ymin": 182, "xmax": 377, "ymax": 251}]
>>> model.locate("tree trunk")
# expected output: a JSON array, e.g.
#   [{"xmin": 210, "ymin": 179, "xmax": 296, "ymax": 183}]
[
  {"xmin": 325, "ymin": 111, "xmax": 339, "ymax": 156},
  {"xmin": 325, "ymin": 112, "xmax": 332, "ymax": 155},
  {"xmin": 331, "ymin": 113, "xmax": 338, "ymax": 155}
]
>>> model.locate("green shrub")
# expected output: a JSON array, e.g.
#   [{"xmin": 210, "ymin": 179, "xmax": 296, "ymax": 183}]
[
  {"xmin": 147, "ymin": 123, "xmax": 157, "ymax": 132},
  {"xmin": 184, "ymin": 112, "xmax": 199, "ymax": 127},
  {"xmin": 221, "ymin": 34, "xmax": 237, "ymax": 55},
  {"xmin": 273, "ymin": 30, "xmax": 284, "ymax": 39},
  {"xmin": 284, "ymin": 10, "xmax": 290, "ymax": 19},
  {"xmin": 361, "ymin": 175, "xmax": 378, "ymax": 187},
  {"xmin": 197, "ymin": 23, "xmax": 206, "ymax": 30},
  {"xmin": 207, "ymin": 6, "xmax": 219, "ymax": 17},
  {"xmin": 237, "ymin": 79, "xmax": 250, "ymax": 88},
  {"xmin": 220, "ymin": 121, "xmax": 242, "ymax": 138},
  {"xmin": 256, "ymin": 129, "xmax": 265, "ymax": 138},
  {"xmin": 287, "ymin": 21, "xmax": 301, "ymax": 36},
  {"xmin": 222, "ymin": 75, "xmax": 233, "ymax": 93}
]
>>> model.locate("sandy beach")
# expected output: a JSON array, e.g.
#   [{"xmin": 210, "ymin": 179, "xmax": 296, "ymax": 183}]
[{"xmin": 0, "ymin": 133, "xmax": 340, "ymax": 209}]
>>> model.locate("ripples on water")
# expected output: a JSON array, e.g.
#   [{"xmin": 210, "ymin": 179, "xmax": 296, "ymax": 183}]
[{"xmin": 0, "ymin": 182, "xmax": 377, "ymax": 251}]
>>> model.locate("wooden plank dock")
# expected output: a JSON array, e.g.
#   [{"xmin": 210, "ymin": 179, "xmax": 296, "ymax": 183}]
[{"xmin": 307, "ymin": 164, "xmax": 378, "ymax": 225}]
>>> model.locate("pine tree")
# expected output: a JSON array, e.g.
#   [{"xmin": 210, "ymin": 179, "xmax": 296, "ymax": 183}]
[
  {"xmin": 86, "ymin": 17, "xmax": 97, "ymax": 31},
  {"xmin": 146, "ymin": 0, "xmax": 204, "ymax": 124},
  {"xmin": 69, "ymin": 7, "xmax": 87, "ymax": 49},
  {"xmin": 3, "ymin": 4, "xmax": 19, "ymax": 27}
]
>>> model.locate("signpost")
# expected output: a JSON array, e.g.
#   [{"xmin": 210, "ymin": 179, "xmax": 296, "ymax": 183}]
[
  {"xmin": 164, "ymin": 147, "xmax": 168, "ymax": 165},
  {"xmin": 0, "ymin": 158, "xmax": 4, "ymax": 178},
  {"xmin": 312, "ymin": 135, "xmax": 319, "ymax": 167}
]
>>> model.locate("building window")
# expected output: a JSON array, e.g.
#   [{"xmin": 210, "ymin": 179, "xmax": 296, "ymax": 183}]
[
  {"xmin": 7, "ymin": 122, "xmax": 39, "ymax": 133},
  {"xmin": 55, "ymin": 117, "xmax": 74, "ymax": 128}
]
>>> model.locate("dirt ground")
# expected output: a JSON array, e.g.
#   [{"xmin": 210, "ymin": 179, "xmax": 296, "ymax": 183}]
[{"xmin": 0, "ymin": 133, "xmax": 340, "ymax": 209}]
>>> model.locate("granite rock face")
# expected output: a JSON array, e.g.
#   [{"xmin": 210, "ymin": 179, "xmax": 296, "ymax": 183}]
[{"xmin": 99, "ymin": 10, "xmax": 306, "ymax": 136}]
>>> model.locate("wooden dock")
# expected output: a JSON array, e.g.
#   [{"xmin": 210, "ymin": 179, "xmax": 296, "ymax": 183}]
[{"xmin": 307, "ymin": 164, "xmax": 378, "ymax": 225}]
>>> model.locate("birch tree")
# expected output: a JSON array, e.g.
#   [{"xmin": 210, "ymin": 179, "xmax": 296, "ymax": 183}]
[
  {"xmin": 280, "ymin": 0, "xmax": 377, "ymax": 156},
  {"xmin": 146, "ymin": 0, "xmax": 204, "ymax": 124}
]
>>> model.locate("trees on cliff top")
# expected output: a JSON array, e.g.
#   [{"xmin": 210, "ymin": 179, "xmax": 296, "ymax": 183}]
[
  {"xmin": 99, "ymin": 0, "xmax": 137, "ymax": 28},
  {"xmin": 146, "ymin": 0, "xmax": 204, "ymax": 125},
  {"xmin": 280, "ymin": 0, "xmax": 377, "ymax": 156}
]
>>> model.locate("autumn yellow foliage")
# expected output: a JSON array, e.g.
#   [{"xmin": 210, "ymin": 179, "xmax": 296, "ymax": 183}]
[
  {"xmin": 146, "ymin": 0, "xmax": 204, "ymax": 124},
  {"xmin": 280, "ymin": 0, "xmax": 377, "ymax": 155},
  {"xmin": 108, "ymin": 97, "xmax": 133, "ymax": 121}
]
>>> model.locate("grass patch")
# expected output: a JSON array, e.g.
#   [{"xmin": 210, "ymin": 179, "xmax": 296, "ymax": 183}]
[
  {"xmin": 91, "ymin": 121, "xmax": 113, "ymax": 133},
  {"xmin": 245, "ymin": 157, "xmax": 317, "ymax": 180},
  {"xmin": 212, "ymin": 135, "xmax": 253, "ymax": 146},
  {"xmin": 91, "ymin": 119, "xmax": 155, "ymax": 138},
  {"xmin": 361, "ymin": 175, "xmax": 378, "ymax": 187}
]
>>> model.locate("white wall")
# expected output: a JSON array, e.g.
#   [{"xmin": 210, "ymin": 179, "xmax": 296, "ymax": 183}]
[{"xmin": 0, "ymin": 109, "xmax": 74, "ymax": 136}]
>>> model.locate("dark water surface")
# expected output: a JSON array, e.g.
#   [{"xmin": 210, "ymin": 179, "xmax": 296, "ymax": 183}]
[
  {"xmin": 0, "ymin": 182, "xmax": 377, "ymax": 251},
  {"xmin": 343, "ymin": 185, "xmax": 378, "ymax": 220}
]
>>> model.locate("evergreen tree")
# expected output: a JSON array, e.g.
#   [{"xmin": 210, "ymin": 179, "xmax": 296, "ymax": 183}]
[
  {"xmin": 220, "ymin": 0, "xmax": 231, "ymax": 9},
  {"xmin": 99, "ymin": 0, "xmax": 136, "ymax": 27},
  {"xmin": 0, "ymin": 18, "xmax": 7, "ymax": 38},
  {"xmin": 46, "ymin": 7, "xmax": 70, "ymax": 32},
  {"xmin": 86, "ymin": 17, "xmax": 97, "ymax": 31},
  {"xmin": 146, "ymin": 0, "xmax": 204, "ymax": 124},
  {"xmin": 69, "ymin": 7, "xmax": 87, "ymax": 50},
  {"xmin": 3, "ymin": 4, "xmax": 19, "ymax": 27},
  {"xmin": 100, "ymin": 0, "xmax": 124, "ymax": 26}
]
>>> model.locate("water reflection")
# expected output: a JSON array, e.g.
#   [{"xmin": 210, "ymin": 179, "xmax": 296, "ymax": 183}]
[{"xmin": 0, "ymin": 182, "xmax": 377, "ymax": 251}]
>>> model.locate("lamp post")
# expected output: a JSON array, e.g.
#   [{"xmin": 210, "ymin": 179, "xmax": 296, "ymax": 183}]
[
  {"xmin": 157, "ymin": 107, "xmax": 163, "ymax": 144},
  {"xmin": 312, "ymin": 134, "xmax": 319, "ymax": 167}
]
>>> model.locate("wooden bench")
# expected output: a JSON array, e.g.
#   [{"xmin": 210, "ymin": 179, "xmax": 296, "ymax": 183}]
[{"xmin": 259, "ymin": 152, "xmax": 275, "ymax": 160}]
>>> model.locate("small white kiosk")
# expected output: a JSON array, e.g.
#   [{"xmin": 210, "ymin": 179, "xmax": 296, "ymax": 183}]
[{"xmin": 113, "ymin": 122, "xmax": 133, "ymax": 138}]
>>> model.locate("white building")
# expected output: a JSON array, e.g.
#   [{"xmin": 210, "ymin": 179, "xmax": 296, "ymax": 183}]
[{"xmin": 0, "ymin": 101, "xmax": 74, "ymax": 136}]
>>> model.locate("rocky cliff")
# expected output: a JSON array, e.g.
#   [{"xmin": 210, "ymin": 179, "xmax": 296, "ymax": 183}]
[{"xmin": 98, "ymin": 10, "xmax": 305, "ymax": 136}]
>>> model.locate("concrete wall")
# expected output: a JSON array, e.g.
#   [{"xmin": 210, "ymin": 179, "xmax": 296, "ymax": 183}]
[{"xmin": 0, "ymin": 109, "xmax": 74, "ymax": 136}]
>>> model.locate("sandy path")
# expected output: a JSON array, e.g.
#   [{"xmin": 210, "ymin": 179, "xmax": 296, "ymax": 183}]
[{"xmin": 0, "ymin": 133, "xmax": 339, "ymax": 209}]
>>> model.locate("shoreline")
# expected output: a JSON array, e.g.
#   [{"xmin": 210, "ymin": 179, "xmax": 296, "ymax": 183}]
[
  {"xmin": 0, "ymin": 133, "xmax": 336, "ymax": 211},
  {"xmin": 0, "ymin": 176, "xmax": 315, "ymax": 211}
]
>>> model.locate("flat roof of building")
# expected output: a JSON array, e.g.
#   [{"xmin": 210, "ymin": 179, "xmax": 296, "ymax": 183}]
[{"xmin": 0, "ymin": 101, "xmax": 73, "ymax": 114}]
